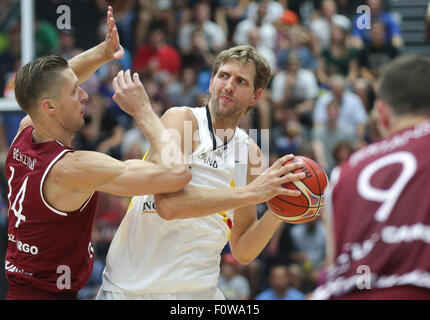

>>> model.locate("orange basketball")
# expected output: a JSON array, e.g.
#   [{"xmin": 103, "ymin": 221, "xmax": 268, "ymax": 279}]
[{"xmin": 266, "ymin": 156, "xmax": 329, "ymax": 224}]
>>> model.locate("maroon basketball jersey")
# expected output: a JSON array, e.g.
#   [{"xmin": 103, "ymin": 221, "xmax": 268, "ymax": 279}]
[
  {"xmin": 313, "ymin": 120, "xmax": 430, "ymax": 299},
  {"xmin": 4, "ymin": 126, "xmax": 98, "ymax": 296}
]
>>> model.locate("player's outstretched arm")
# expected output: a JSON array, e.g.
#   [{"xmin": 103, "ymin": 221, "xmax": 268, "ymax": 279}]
[
  {"xmin": 155, "ymin": 151, "xmax": 305, "ymax": 220},
  {"xmin": 68, "ymin": 6, "xmax": 124, "ymax": 84},
  {"xmin": 51, "ymin": 150, "xmax": 191, "ymax": 197}
]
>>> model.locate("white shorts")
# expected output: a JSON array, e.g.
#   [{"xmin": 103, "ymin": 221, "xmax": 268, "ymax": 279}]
[{"xmin": 95, "ymin": 285, "xmax": 225, "ymax": 300}]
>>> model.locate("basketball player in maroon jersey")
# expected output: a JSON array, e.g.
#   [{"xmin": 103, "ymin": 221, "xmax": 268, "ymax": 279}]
[
  {"xmin": 313, "ymin": 55, "xmax": 430, "ymax": 299},
  {"xmin": 3, "ymin": 7, "xmax": 191, "ymax": 299}
]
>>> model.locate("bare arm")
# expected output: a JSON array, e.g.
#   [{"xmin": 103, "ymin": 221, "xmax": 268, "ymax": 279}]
[
  {"xmin": 228, "ymin": 141, "xmax": 291, "ymax": 265},
  {"xmin": 111, "ymin": 70, "xmax": 188, "ymax": 167},
  {"xmin": 52, "ymin": 150, "xmax": 190, "ymax": 197},
  {"xmin": 68, "ymin": 6, "xmax": 124, "ymax": 84},
  {"xmin": 155, "ymin": 129, "xmax": 305, "ymax": 220}
]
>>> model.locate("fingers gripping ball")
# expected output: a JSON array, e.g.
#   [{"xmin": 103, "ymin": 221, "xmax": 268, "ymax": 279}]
[{"xmin": 267, "ymin": 156, "xmax": 329, "ymax": 224}]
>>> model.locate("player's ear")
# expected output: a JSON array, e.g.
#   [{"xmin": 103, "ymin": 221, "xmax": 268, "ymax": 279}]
[
  {"xmin": 209, "ymin": 76, "xmax": 214, "ymax": 93},
  {"xmin": 41, "ymin": 98, "xmax": 56, "ymax": 114},
  {"xmin": 375, "ymin": 99, "xmax": 391, "ymax": 137},
  {"xmin": 250, "ymin": 88, "xmax": 262, "ymax": 106}
]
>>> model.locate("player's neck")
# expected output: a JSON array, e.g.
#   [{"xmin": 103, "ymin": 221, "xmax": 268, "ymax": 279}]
[
  {"xmin": 31, "ymin": 122, "xmax": 74, "ymax": 147},
  {"xmin": 208, "ymin": 103, "xmax": 240, "ymax": 141},
  {"xmin": 389, "ymin": 115, "xmax": 429, "ymax": 136}
]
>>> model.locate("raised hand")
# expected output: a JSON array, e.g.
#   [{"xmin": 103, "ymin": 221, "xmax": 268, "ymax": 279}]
[
  {"xmin": 104, "ymin": 6, "xmax": 124, "ymax": 60},
  {"xmin": 112, "ymin": 69, "xmax": 151, "ymax": 118}
]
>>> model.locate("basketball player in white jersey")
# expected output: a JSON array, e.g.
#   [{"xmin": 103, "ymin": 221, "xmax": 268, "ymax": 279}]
[{"xmin": 97, "ymin": 45, "xmax": 306, "ymax": 300}]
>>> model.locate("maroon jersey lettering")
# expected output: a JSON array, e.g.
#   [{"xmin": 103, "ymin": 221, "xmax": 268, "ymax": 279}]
[
  {"xmin": 314, "ymin": 121, "xmax": 430, "ymax": 299},
  {"xmin": 5, "ymin": 126, "xmax": 98, "ymax": 295}
]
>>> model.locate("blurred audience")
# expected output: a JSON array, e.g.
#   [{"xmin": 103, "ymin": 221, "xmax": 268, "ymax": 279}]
[
  {"xmin": 0, "ymin": 0, "xmax": 410, "ymax": 300},
  {"xmin": 271, "ymin": 53, "xmax": 319, "ymax": 129},
  {"xmin": 177, "ymin": 2, "xmax": 226, "ymax": 55},
  {"xmin": 255, "ymin": 264, "xmax": 306, "ymax": 300},
  {"xmin": 313, "ymin": 74, "xmax": 368, "ymax": 144},
  {"xmin": 311, "ymin": 98, "xmax": 356, "ymax": 173},
  {"xmin": 351, "ymin": 0, "xmax": 403, "ymax": 49},
  {"xmin": 218, "ymin": 253, "xmax": 251, "ymax": 300}
]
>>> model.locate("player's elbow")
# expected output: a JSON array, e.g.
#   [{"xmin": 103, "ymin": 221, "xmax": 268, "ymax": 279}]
[
  {"xmin": 170, "ymin": 164, "xmax": 192, "ymax": 191},
  {"xmin": 235, "ymin": 255, "xmax": 253, "ymax": 266},
  {"xmin": 230, "ymin": 250, "xmax": 253, "ymax": 265},
  {"xmin": 154, "ymin": 194, "xmax": 177, "ymax": 220}
]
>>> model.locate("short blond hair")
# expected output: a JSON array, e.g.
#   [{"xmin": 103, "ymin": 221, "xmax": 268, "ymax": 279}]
[{"xmin": 211, "ymin": 45, "xmax": 272, "ymax": 92}]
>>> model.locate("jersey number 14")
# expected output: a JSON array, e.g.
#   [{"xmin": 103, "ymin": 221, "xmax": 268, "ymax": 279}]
[{"xmin": 7, "ymin": 166, "xmax": 28, "ymax": 228}]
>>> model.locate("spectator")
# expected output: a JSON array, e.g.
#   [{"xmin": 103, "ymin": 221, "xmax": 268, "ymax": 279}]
[
  {"xmin": 247, "ymin": 28, "xmax": 277, "ymax": 73},
  {"xmin": 271, "ymin": 53, "xmax": 319, "ymax": 128},
  {"xmin": 215, "ymin": 0, "xmax": 250, "ymax": 42},
  {"xmin": 245, "ymin": 0, "xmax": 285, "ymax": 25},
  {"xmin": 133, "ymin": 25, "xmax": 182, "ymax": 80},
  {"xmin": 121, "ymin": 121, "xmax": 150, "ymax": 161},
  {"xmin": 58, "ymin": 28, "xmax": 79, "ymax": 61},
  {"xmin": 287, "ymin": 263, "xmax": 304, "ymax": 292},
  {"xmin": 335, "ymin": 0, "xmax": 364, "ymax": 20},
  {"xmin": 0, "ymin": 23, "xmax": 21, "ymax": 96},
  {"xmin": 310, "ymin": 0, "xmax": 351, "ymax": 50},
  {"xmin": 182, "ymin": 27, "xmax": 215, "ymax": 73},
  {"xmin": 233, "ymin": 0, "xmax": 278, "ymax": 50},
  {"xmin": 351, "ymin": 0, "xmax": 403, "ymax": 49},
  {"xmin": 277, "ymin": 25, "xmax": 318, "ymax": 72},
  {"xmin": 98, "ymin": 60, "xmax": 133, "ymax": 129},
  {"xmin": 353, "ymin": 77, "xmax": 375, "ymax": 114},
  {"xmin": 136, "ymin": 0, "xmax": 176, "ymax": 44},
  {"xmin": 311, "ymin": 98, "xmax": 356, "ymax": 173},
  {"xmin": 332, "ymin": 140, "xmax": 355, "ymax": 167},
  {"xmin": 290, "ymin": 219, "xmax": 326, "ymax": 270},
  {"xmin": 177, "ymin": 2, "xmax": 226, "ymax": 55},
  {"xmin": 358, "ymin": 21, "xmax": 399, "ymax": 85},
  {"xmin": 317, "ymin": 19, "xmax": 359, "ymax": 87},
  {"xmin": 74, "ymin": 94, "xmax": 125, "ymax": 160},
  {"xmin": 166, "ymin": 67, "xmax": 201, "ymax": 107},
  {"xmin": 218, "ymin": 253, "xmax": 251, "ymax": 300},
  {"xmin": 92, "ymin": 192, "xmax": 128, "ymax": 258},
  {"xmin": 313, "ymin": 74, "xmax": 368, "ymax": 144},
  {"xmin": 35, "ymin": 20, "xmax": 59, "ymax": 57},
  {"xmin": 270, "ymin": 107, "xmax": 308, "ymax": 163},
  {"xmin": 255, "ymin": 265, "xmax": 306, "ymax": 300}
]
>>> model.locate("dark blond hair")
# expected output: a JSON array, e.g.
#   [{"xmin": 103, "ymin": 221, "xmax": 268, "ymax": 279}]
[
  {"xmin": 15, "ymin": 55, "xmax": 69, "ymax": 114},
  {"xmin": 211, "ymin": 45, "xmax": 272, "ymax": 92}
]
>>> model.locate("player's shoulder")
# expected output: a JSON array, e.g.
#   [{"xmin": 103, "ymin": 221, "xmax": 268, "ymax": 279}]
[
  {"xmin": 162, "ymin": 106, "xmax": 196, "ymax": 121},
  {"xmin": 161, "ymin": 106, "xmax": 198, "ymax": 128}
]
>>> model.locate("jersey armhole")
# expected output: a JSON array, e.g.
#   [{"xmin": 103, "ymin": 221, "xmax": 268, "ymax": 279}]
[{"xmin": 39, "ymin": 149, "xmax": 95, "ymax": 217}]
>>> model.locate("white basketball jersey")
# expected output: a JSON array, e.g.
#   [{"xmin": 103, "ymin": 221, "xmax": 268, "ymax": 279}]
[{"xmin": 101, "ymin": 106, "xmax": 250, "ymax": 294}]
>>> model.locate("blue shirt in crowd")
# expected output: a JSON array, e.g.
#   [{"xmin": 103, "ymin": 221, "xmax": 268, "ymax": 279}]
[{"xmin": 255, "ymin": 287, "xmax": 306, "ymax": 300}]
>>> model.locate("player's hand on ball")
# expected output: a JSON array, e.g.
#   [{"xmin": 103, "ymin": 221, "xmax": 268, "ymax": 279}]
[
  {"xmin": 112, "ymin": 69, "xmax": 151, "ymax": 118},
  {"xmin": 247, "ymin": 154, "xmax": 305, "ymax": 203},
  {"xmin": 267, "ymin": 156, "xmax": 329, "ymax": 224}
]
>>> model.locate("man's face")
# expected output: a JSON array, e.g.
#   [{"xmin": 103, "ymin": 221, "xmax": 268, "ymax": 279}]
[
  {"xmin": 50, "ymin": 68, "xmax": 88, "ymax": 133},
  {"xmin": 270, "ymin": 266, "xmax": 289, "ymax": 292},
  {"xmin": 209, "ymin": 60, "xmax": 260, "ymax": 121}
]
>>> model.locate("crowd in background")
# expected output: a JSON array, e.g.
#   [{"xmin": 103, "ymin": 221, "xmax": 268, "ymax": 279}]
[{"xmin": 0, "ymin": 0, "xmax": 408, "ymax": 299}]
